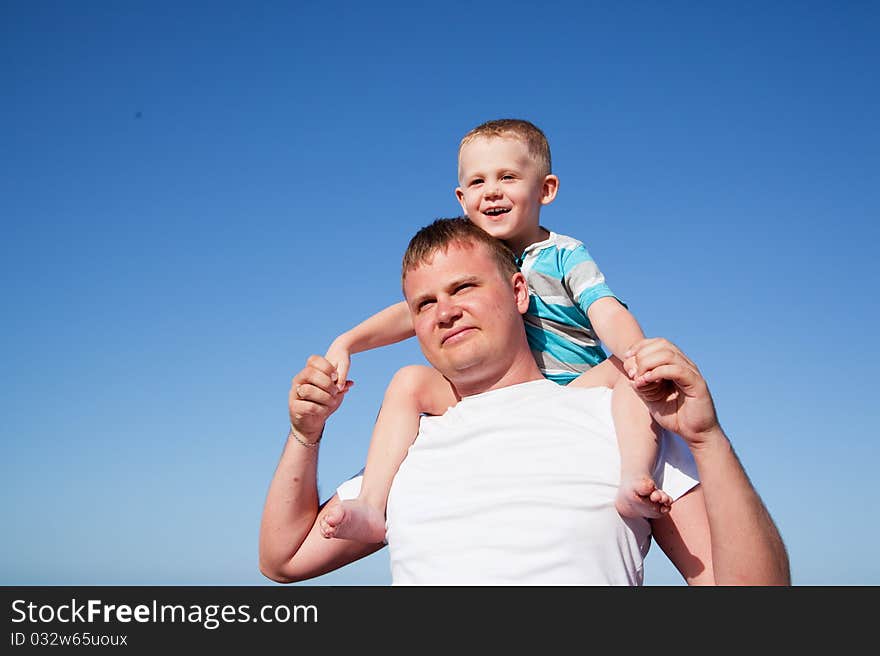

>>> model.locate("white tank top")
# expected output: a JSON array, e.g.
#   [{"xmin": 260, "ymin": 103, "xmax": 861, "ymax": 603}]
[{"xmin": 340, "ymin": 379, "xmax": 699, "ymax": 585}]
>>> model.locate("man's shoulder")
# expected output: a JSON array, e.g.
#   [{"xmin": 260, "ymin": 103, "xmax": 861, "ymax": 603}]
[
  {"xmin": 514, "ymin": 380, "xmax": 615, "ymax": 421},
  {"xmin": 555, "ymin": 382, "xmax": 614, "ymax": 411}
]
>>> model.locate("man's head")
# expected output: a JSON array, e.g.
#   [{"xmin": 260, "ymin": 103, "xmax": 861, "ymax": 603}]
[
  {"xmin": 401, "ymin": 216, "xmax": 519, "ymax": 286},
  {"xmin": 455, "ymin": 119, "xmax": 559, "ymax": 254},
  {"xmin": 401, "ymin": 217, "xmax": 539, "ymax": 395}
]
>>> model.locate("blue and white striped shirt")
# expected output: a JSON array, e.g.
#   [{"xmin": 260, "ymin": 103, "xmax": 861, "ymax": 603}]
[{"xmin": 517, "ymin": 230, "xmax": 619, "ymax": 385}]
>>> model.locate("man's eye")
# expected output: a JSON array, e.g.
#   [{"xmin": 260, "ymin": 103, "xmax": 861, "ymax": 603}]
[
  {"xmin": 454, "ymin": 283, "xmax": 474, "ymax": 294},
  {"xmin": 418, "ymin": 300, "xmax": 435, "ymax": 312}
]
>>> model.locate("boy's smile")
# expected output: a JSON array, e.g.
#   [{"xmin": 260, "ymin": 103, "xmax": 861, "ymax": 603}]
[{"xmin": 455, "ymin": 136, "xmax": 558, "ymax": 255}]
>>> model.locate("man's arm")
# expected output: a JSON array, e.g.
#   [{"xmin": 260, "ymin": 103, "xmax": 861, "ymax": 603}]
[
  {"xmin": 626, "ymin": 338, "xmax": 791, "ymax": 585},
  {"xmin": 325, "ymin": 301, "xmax": 414, "ymax": 388},
  {"xmin": 259, "ymin": 355, "xmax": 384, "ymax": 583}
]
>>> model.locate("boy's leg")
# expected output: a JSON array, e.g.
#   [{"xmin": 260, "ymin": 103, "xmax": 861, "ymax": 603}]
[
  {"xmin": 320, "ymin": 365, "xmax": 458, "ymax": 542},
  {"xmin": 569, "ymin": 358, "xmax": 620, "ymax": 389},
  {"xmin": 570, "ymin": 358, "xmax": 672, "ymax": 519}
]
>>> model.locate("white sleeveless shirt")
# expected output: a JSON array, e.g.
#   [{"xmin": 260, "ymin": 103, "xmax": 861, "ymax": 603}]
[{"xmin": 339, "ymin": 379, "xmax": 698, "ymax": 585}]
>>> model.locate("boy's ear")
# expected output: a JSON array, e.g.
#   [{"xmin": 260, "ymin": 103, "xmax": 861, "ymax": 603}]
[
  {"xmin": 454, "ymin": 186, "xmax": 467, "ymax": 214},
  {"xmin": 541, "ymin": 174, "xmax": 560, "ymax": 205}
]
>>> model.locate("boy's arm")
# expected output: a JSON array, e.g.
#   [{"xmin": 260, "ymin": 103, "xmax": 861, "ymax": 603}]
[
  {"xmin": 586, "ymin": 296, "xmax": 645, "ymax": 360},
  {"xmin": 326, "ymin": 301, "xmax": 414, "ymax": 388},
  {"xmin": 584, "ymin": 293, "xmax": 669, "ymax": 399},
  {"xmin": 558, "ymin": 243, "xmax": 645, "ymax": 361}
]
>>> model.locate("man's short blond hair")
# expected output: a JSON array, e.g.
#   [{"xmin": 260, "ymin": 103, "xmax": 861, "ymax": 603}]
[
  {"xmin": 458, "ymin": 118, "xmax": 552, "ymax": 178},
  {"xmin": 401, "ymin": 217, "xmax": 519, "ymax": 288}
]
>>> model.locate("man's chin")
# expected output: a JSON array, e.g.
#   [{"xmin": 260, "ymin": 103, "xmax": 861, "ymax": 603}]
[{"xmin": 426, "ymin": 353, "xmax": 483, "ymax": 380}]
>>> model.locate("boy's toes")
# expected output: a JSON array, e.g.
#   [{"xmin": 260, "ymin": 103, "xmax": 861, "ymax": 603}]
[
  {"xmin": 649, "ymin": 488, "xmax": 673, "ymax": 507},
  {"xmin": 632, "ymin": 476, "xmax": 658, "ymax": 497},
  {"xmin": 320, "ymin": 503, "xmax": 346, "ymax": 538}
]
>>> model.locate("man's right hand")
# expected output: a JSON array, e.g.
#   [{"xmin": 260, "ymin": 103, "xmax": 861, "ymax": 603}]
[
  {"xmin": 289, "ymin": 355, "xmax": 354, "ymax": 443},
  {"xmin": 624, "ymin": 338, "xmax": 721, "ymax": 452}
]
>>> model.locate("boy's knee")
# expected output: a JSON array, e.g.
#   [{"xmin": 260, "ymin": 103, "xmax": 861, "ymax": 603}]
[
  {"xmin": 604, "ymin": 356, "xmax": 627, "ymax": 379},
  {"xmin": 572, "ymin": 358, "xmax": 624, "ymax": 389},
  {"xmin": 387, "ymin": 365, "xmax": 440, "ymax": 396},
  {"xmin": 385, "ymin": 365, "xmax": 453, "ymax": 415}
]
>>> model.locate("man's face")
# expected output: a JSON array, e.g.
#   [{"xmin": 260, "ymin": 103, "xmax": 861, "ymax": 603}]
[
  {"xmin": 403, "ymin": 241, "xmax": 530, "ymax": 387},
  {"xmin": 455, "ymin": 136, "xmax": 558, "ymax": 254}
]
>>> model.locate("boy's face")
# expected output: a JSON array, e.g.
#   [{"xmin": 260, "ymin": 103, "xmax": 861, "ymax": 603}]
[{"xmin": 455, "ymin": 136, "xmax": 558, "ymax": 254}]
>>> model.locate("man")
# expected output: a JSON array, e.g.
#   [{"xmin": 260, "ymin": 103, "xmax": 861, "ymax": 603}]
[{"xmin": 259, "ymin": 218, "xmax": 790, "ymax": 585}]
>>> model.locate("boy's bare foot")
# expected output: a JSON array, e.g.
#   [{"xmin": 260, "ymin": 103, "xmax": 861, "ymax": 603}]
[
  {"xmin": 615, "ymin": 475, "xmax": 673, "ymax": 519},
  {"xmin": 320, "ymin": 498, "xmax": 387, "ymax": 543}
]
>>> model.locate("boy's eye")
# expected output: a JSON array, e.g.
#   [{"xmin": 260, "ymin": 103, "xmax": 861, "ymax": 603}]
[
  {"xmin": 469, "ymin": 178, "xmax": 483, "ymax": 186},
  {"xmin": 502, "ymin": 174, "xmax": 514, "ymax": 180}
]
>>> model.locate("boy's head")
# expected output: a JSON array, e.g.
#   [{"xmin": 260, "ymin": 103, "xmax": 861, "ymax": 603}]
[
  {"xmin": 458, "ymin": 119, "xmax": 552, "ymax": 178},
  {"xmin": 455, "ymin": 119, "xmax": 559, "ymax": 254}
]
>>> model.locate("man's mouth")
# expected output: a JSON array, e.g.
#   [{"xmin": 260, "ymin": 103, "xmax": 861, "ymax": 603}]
[
  {"xmin": 441, "ymin": 327, "xmax": 476, "ymax": 345},
  {"xmin": 483, "ymin": 207, "xmax": 510, "ymax": 217}
]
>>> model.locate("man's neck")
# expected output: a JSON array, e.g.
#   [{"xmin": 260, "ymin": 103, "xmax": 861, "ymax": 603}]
[{"xmin": 452, "ymin": 352, "xmax": 545, "ymax": 398}]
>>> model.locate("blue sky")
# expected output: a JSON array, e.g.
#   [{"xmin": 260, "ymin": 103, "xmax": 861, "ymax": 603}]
[{"xmin": 2, "ymin": 1, "xmax": 878, "ymax": 585}]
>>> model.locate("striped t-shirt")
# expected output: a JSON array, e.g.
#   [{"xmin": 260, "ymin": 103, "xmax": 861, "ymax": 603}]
[{"xmin": 517, "ymin": 230, "xmax": 619, "ymax": 385}]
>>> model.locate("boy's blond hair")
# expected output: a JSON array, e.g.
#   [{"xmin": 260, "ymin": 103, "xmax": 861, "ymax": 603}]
[
  {"xmin": 458, "ymin": 118, "xmax": 552, "ymax": 178},
  {"xmin": 402, "ymin": 217, "xmax": 519, "ymax": 287}
]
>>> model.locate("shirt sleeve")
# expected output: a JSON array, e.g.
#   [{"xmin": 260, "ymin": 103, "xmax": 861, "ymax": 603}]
[
  {"xmin": 336, "ymin": 468, "xmax": 365, "ymax": 500},
  {"xmin": 560, "ymin": 243, "xmax": 621, "ymax": 315},
  {"xmin": 652, "ymin": 430, "xmax": 700, "ymax": 500}
]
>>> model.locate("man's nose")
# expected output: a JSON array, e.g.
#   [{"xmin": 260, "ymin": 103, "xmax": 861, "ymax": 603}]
[{"xmin": 436, "ymin": 296, "xmax": 462, "ymax": 324}]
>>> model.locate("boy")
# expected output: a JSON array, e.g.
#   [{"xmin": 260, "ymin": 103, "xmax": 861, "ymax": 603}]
[{"xmin": 317, "ymin": 119, "xmax": 670, "ymax": 544}]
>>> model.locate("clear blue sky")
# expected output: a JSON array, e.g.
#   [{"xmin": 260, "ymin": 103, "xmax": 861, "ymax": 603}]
[{"xmin": 2, "ymin": 1, "xmax": 878, "ymax": 585}]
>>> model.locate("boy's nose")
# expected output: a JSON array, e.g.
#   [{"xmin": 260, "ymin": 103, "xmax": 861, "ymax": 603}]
[{"xmin": 483, "ymin": 182, "xmax": 502, "ymax": 199}]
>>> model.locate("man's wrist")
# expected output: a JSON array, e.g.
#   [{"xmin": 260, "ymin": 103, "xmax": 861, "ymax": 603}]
[
  {"xmin": 289, "ymin": 423, "xmax": 322, "ymax": 448},
  {"xmin": 680, "ymin": 425, "xmax": 729, "ymax": 455}
]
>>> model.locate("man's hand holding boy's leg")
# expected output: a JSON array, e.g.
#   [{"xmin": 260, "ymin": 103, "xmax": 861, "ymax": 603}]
[{"xmin": 623, "ymin": 338, "xmax": 720, "ymax": 450}]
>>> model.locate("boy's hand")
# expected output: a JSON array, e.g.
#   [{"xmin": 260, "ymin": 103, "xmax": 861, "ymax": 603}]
[
  {"xmin": 324, "ymin": 339, "xmax": 353, "ymax": 391},
  {"xmin": 624, "ymin": 372, "xmax": 667, "ymax": 402}
]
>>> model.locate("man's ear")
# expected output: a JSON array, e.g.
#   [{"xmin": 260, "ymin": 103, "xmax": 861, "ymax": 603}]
[
  {"xmin": 541, "ymin": 174, "xmax": 559, "ymax": 206},
  {"xmin": 454, "ymin": 186, "xmax": 467, "ymax": 214},
  {"xmin": 512, "ymin": 272, "xmax": 530, "ymax": 314}
]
